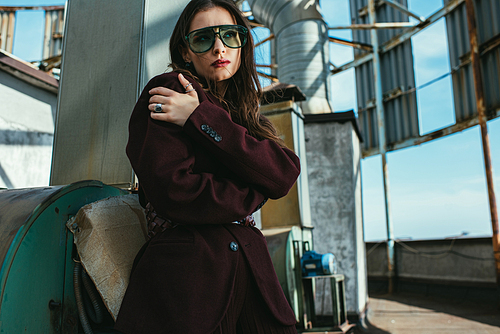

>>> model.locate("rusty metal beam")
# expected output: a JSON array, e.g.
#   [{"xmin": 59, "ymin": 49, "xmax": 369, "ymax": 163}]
[
  {"xmin": 257, "ymin": 71, "xmax": 278, "ymax": 82},
  {"xmin": 380, "ymin": 0, "xmax": 425, "ymax": 22},
  {"xmin": 362, "ymin": 108, "xmax": 500, "ymax": 158},
  {"xmin": 255, "ymin": 33, "xmax": 274, "ymax": 48},
  {"xmin": 329, "ymin": 22, "xmax": 415, "ymax": 30},
  {"xmin": 331, "ymin": 52, "xmax": 373, "ymax": 75},
  {"xmin": 464, "ymin": 0, "xmax": 500, "ymax": 287},
  {"xmin": 256, "ymin": 63, "xmax": 277, "ymax": 69},
  {"xmin": 0, "ymin": 11, "xmax": 15, "ymax": 53},
  {"xmin": 380, "ymin": 0, "xmax": 465, "ymax": 54},
  {"xmin": 328, "ymin": 36, "xmax": 373, "ymax": 51},
  {"xmin": 330, "ymin": 0, "xmax": 466, "ymax": 76},
  {"xmin": 249, "ymin": 21, "xmax": 265, "ymax": 28},
  {"xmin": 0, "ymin": 6, "xmax": 64, "ymax": 11},
  {"xmin": 480, "ymin": 34, "xmax": 500, "ymax": 56},
  {"xmin": 43, "ymin": 10, "xmax": 51, "ymax": 60},
  {"xmin": 359, "ymin": 55, "xmax": 471, "ymax": 112},
  {"xmin": 368, "ymin": 0, "xmax": 395, "ymax": 295}
]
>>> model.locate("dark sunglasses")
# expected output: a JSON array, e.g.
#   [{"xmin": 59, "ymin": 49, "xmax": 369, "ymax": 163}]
[{"xmin": 185, "ymin": 24, "xmax": 248, "ymax": 53}]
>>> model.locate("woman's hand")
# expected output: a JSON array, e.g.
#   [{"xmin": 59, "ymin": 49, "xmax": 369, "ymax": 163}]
[{"xmin": 148, "ymin": 73, "xmax": 200, "ymax": 127}]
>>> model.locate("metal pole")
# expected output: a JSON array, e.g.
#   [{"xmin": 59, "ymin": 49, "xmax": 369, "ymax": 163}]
[
  {"xmin": 464, "ymin": 0, "xmax": 500, "ymax": 286},
  {"xmin": 368, "ymin": 0, "xmax": 395, "ymax": 293}
]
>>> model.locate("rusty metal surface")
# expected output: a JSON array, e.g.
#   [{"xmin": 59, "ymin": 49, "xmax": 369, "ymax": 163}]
[
  {"xmin": 445, "ymin": 0, "xmax": 500, "ymax": 123},
  {"xmin": 0, "ymin": 6, "xmax": 64, "ymax": 11},
  {"xmin": 362, "ymin": 107, "xmax": 500, "ymax": 157},
  {"xmin": 0, "ymin": 186, "xmax": 63, "ymax": 267},
  {"xmin": 0, "ymin": 6, "xmax": 65, "ymax": 59},
  {"xmin": 380, "ymin": 0, "xmax": 464, "ymax": 54},
  {"xmin": 329, "ymin": 36, "xmax": 373, "ymax": 52},
  {"xmin": 464, "ymin": 0, "xmax": 500, "ymax": 286},
  {"xmin": 345, "ymin": 0, "xmax": 500, "ymax": 157},
  {"xmin": 350, "ymin": 0, "xmax": 419, "ymax": 152},
  {"xmin": 43, "ymin": 8, "xmax": 65, "ymax": 60},
  {"xmin": 0, "ymin": 11, "xmax": 15, "ymax": 53}
]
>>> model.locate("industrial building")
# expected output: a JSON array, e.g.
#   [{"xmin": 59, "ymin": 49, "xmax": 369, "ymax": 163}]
[{"xmin": 0, "ymin": 1, "xmax": 499, "ymax": 333}]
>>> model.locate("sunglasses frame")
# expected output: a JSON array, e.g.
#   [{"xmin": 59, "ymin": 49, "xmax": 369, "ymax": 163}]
[{"xmin": 185, "ymin": 24, "xmax": 248, "ymax": 53}]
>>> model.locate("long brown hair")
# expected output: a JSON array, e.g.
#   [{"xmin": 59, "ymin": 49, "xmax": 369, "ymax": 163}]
[{"xmin": 169, "ymin": 0, "xmax": 285, "ymax": 147}]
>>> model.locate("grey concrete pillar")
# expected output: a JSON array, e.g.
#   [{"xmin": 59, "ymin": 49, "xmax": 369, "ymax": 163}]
[
  {"xmin": 50, "ymin": 0, "xmax": 189, "ymax": 187},
  {"xmin": 304, "ymin": 111, "xmax": 368, "ymax": 320}
]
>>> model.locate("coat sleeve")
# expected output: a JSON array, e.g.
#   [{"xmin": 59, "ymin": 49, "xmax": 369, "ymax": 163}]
[
  {"xmin": 183, "ymin": 96, "xmax": 301, "ymax": 200},
  {"xmin": 126, "ymin": 73, "xmax": 267, "ymax": 225}
]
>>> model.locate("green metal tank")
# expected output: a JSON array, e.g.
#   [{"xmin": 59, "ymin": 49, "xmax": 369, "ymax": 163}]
[
  {"xmin": 0, "ymin": 180, "xmax": 126, "ymax": 333},
  {"xmin": 263, "ymin": 226, "xmax": 312, "ymax": 324}
]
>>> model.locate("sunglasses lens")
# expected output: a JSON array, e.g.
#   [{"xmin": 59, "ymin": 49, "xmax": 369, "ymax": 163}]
[
  {"xmin": 220, "ymin": 26, "xmax": 247, "ymax": 48},
  {"xmin": 187, "ymin": 25, "xmax": 248, "ymax": 53},
  {"xmin": 189, "ymin": 30, "xmax": 214, "ymax": 53}
]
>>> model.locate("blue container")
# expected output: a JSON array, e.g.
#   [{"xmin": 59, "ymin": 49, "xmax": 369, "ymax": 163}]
[{"xmin": 301, "ymin": 250, "xmax": 337, "ymax": 277}]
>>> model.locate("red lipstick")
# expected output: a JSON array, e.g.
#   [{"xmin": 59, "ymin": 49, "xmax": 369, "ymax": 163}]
[{"xmin": 211, "ymin": 59, "xmax": 230, "ymax": 68}]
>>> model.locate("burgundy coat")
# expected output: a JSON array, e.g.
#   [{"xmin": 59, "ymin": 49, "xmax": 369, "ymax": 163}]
[{"xmin": 114, "ymin": 72, "xmax": 300, "ymax": 334}]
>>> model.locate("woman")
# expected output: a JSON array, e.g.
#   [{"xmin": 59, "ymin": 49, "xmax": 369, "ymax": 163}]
[{"xmin": 115, "ymin": 0, "xmax": 300, "ymax": 333}]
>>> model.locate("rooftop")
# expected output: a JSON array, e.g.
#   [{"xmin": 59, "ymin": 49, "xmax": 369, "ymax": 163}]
[{"xmin": 352, "ymin": 292, "xmax": 500, "ymax": 334}]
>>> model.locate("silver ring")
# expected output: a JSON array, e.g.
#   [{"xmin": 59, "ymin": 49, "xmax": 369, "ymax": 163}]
[
  {"xmin": 184, "ymin": 82, "xmax": 193, "ymax": 89},
  {"xmin": 185, "ymin": 88, "xmax": 195, "ymax": 93},
  {"xmin": 154, "ymin": 103, "xmax": 162, "ymax": 113}
]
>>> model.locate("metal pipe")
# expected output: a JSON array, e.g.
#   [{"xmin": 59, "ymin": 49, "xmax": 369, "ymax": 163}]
[
  {"xmin": 368, "ymin": 0, "xmax": 395, "ymax": 294},
  {"xmin": 254, "ymin": 33, "xmax": 274, "ymax": 48},
  {"xmin": 328, "ymin": 36, "xmax": 373, "ymax": 52},
  {"xmin": 464, "ymin": 0, "xmax": 500, "ymax": 286},
  {"xmin": 247, "ymin": 0, "xmax": 332, "ymax": 114}
]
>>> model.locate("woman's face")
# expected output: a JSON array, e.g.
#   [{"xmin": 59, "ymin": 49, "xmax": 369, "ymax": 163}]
[{"xmin": 183, "ymin": 7, "xmax": 242, "ymax": 84}]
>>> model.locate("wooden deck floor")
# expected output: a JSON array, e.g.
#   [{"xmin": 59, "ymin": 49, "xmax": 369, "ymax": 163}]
[{"xmin": 351, "ymin": 292, "xmax": 500, "ymax": 334}]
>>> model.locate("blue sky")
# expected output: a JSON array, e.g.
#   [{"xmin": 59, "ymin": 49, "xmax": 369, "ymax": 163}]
[{"xmin": 4, "ymin": 0, "xmax": 499, "ymax": 241}]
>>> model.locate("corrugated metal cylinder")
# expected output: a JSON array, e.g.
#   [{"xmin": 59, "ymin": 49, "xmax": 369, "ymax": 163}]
[
  {"xmin": 247, "ymin": 0, "xmax": 332, "ymax": 114},
  {"xmin": 277, "ymin": 20, "xmax": 332, "ymax": 114}
]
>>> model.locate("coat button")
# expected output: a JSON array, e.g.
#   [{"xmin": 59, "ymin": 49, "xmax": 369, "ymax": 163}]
[
  {"xmin": 229, "ymin": 241, "xmax": 238, "ymax": 251},
  {"xmin": 201, "ymin": 124, "xmax": 209, "ymax": 131},
  {"xmin": 214, "ymin": 135, "xmax": 222, "ymax": 142}
]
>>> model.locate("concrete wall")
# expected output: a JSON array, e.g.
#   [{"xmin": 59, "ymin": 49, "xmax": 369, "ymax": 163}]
[
  {"xmin": 366, "ymin": 237, "xmax": 497, "ymax": 286},
  {"xmin": 304, "ymin": 115, "xmax": 367, "ymax": 317},
  {"xmin": 0, "ymin": 70, "xmax": 57, "ymax": 188}
]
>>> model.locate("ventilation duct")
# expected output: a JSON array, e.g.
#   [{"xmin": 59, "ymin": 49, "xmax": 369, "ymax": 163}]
[{"xmin": 247, "ymin": 0, "xmax": 332, "ymax": 114}]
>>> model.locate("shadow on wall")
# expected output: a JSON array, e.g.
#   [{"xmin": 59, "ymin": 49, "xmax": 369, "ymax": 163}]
[{"xmin": 0, "ymin": 163, "xmax": 14, "ymax": 189}]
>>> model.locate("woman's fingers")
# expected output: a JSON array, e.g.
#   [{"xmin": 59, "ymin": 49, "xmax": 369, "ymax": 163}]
[
  {"xmin": 148, "ymin": 73, "xmax": 200, "ymax": 127},
  {"xmin": 177, "ymin": 73, "xmax": 198, "ymax": 97},
  {"xmin": 149, "ymin": 86, "xmax": 175, "ymax": 97},
  {"xmin": 149, "ymin": 94, "xmax": 171, "ymax": 106}
]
